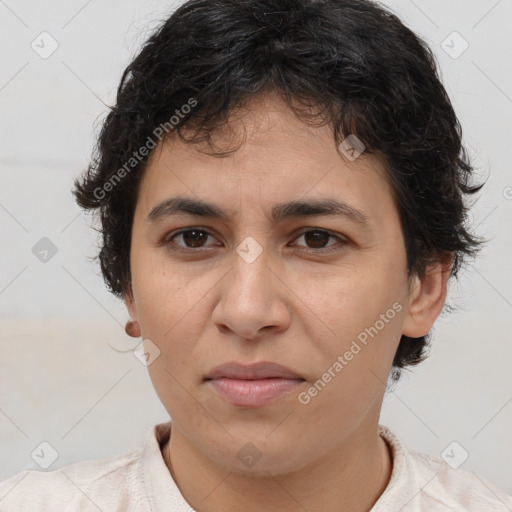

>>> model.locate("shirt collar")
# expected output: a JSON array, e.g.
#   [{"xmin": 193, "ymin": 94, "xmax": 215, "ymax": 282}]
[
  {"xmin": 139, "ymin": 421, "xmax": 194, "ymax": 511},
  {"xmin": 371, "ymin": 424, "xmax": 421, "ymax": 510}
]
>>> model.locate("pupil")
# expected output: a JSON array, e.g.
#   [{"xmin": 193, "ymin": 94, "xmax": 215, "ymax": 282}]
[
  {"xmin": 305, "ymin": 231, "xmax": 328, "ymax": 248},
  {"xmin": 184, "ymin": 230, "xmax": 207, "ymax": 247}
]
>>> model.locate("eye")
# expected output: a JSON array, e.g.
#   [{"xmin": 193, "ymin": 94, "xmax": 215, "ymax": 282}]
[
  {"xmin": 164, "ymin": 227, "xmax": 347, "ymax": 253},
  {"xmin": 165, "ymin": 228, "xmax": 218, "ymax": 250},
  {"xmin": 291, "ymin": 229, "xmax": 347, "ymax": 253}
]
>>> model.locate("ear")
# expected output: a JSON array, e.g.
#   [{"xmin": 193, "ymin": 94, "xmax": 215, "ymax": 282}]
[
  {"xmin": 123, "ymin": 288, "xmax": 141, "ymax": 338},
  {"xmin": 402, "ymin": 255, "xmax": 453, "ymax": 338}
]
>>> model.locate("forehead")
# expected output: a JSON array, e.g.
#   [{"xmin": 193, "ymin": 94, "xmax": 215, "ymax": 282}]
[{"xmin": 135, "ymin": 94, "xmax": 397, "ymax": 227}]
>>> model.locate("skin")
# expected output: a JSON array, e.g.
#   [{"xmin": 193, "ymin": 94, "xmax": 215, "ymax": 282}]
[{"xmin": 124, "ymin": 91, "xmax": 451, "ymax": 512}]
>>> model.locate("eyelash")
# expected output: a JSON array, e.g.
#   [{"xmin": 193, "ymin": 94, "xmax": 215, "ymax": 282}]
[{"xmin": 163, "ymin": 227, "xmax": 348, "ymax": 254}]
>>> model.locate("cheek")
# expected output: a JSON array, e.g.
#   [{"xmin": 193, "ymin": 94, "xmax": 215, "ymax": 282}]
[
  {"xmin": 132, "ymin": 249, "xmax": 205, "ymax": 334},
  {"xmin": 298, "ymin": 259, "xmax": 407, "ymax": 404},
  {"xmin": 135, "ymin": 270, "xmax": 210, "ymax": 420},
  {"xmin": 303, "ymin": 262, "xmax": 404, "ymax": 343},
  {"xmin": 130, "ymin": 256, "xmax": 210, "ymax": 394},
  {"xmin": 295, "ymin": 293, "xmax": 405, "ymax": 430}
]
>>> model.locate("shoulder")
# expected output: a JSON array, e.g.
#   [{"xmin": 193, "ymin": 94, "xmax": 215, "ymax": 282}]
[
  {"xmin": 376, "ymin": 425, "xmax": 512, "ymax": 512},
  {"xmin": 0, "ymin": 448, "xmax": 145, "ymax": 512},
  {"xmin": 411, "ymin": 449, "xmax": 512, "ymax": 511}
]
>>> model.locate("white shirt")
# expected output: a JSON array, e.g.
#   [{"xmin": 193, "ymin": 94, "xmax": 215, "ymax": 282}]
[{"xmin": 1, "ymin": 422, "xmax": 511, "ymax": 511}]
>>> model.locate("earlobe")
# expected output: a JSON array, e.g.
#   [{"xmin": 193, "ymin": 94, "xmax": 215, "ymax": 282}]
[
  {"xmin": 125, "ymin": 320, "xmax": 141, "ymax": 338},
  {"xmin": 402, "ymin": 257, "xmax": 452, "ymax": 338}
]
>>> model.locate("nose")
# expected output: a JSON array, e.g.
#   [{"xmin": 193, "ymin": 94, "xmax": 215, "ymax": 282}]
[{"xmin": 212, "ymin": 243, "xmax": 291, "ymax": 341}]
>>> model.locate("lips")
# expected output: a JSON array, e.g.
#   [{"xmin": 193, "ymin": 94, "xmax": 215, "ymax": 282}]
[
  {"xmin": 205, "ymin": 361, "xmax": 303, "ymax": 380},
  {"xmin": 205, "ymin": 361, "xmax": 305, "ymax": 407}
]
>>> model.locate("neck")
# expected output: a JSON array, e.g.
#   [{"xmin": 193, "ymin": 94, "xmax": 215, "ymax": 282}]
[{"xmin": 163, "ymin": 421, "xmax": 392, "ymax": 512}]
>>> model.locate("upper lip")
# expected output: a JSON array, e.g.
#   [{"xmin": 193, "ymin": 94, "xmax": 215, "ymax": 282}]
[{"xmin": 205, "ymin": 361, "xmax": 304, "ymax": 380}]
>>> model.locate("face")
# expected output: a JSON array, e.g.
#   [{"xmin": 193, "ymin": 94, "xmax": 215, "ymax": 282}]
[{"xmin": 124, "ymin": 92, "xmax": 446, "ymax": 476}]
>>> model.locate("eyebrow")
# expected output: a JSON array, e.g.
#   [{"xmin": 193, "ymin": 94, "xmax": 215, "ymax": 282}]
[{"xmin": 147, "ymin": 196, "xmax": 371, "ymax": 225}]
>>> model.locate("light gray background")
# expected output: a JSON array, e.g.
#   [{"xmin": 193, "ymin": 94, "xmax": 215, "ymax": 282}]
[{"xmin": 1, "ymin": 0, "xmax": 511, "ymax": 496}]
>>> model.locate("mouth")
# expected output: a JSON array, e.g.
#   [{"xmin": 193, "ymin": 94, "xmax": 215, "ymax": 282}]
[{"xmin": 204, "ymin": 361, "xmax": 305, "ymax": 408}]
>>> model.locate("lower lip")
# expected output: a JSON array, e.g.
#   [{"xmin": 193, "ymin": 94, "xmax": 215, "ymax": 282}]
[{"xmin": 207, "ymin": 377, "xmax": 304, "ymax": 407}]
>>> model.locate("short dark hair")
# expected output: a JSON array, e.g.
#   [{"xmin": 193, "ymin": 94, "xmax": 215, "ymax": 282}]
[{"xmin": 73, "ymin": 0, "xmax": 484, "ymax": 380}]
